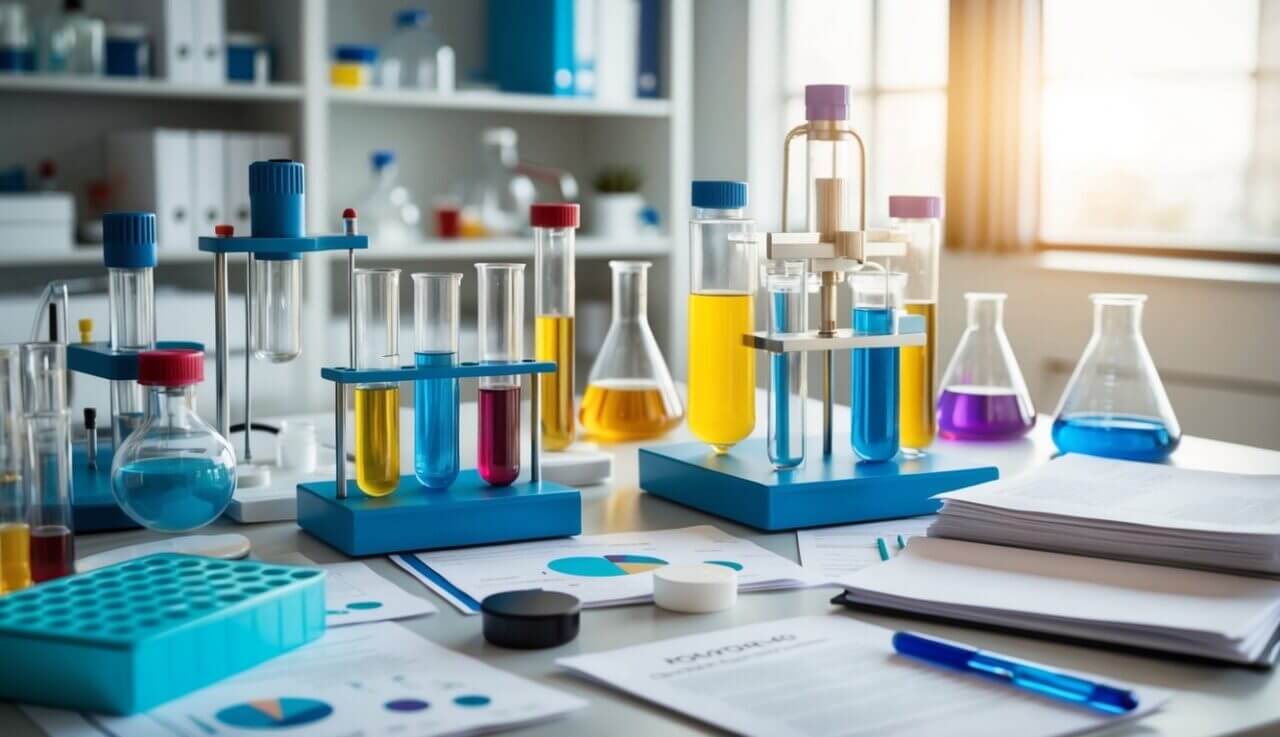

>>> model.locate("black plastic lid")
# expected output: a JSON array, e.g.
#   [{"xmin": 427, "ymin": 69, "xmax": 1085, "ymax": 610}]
[{"xmin": 481, "ymin": 590, "xmax": 581, "ymax": 650}]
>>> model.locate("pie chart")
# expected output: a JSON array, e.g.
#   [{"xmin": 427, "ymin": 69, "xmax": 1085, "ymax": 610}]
[
  {"xmin": 548, "ymin": 554, "xmax": 669, "ymax": 577},
  {"xmin": 216, "ymin": 697, "xmax": 334, "ymax": 729}
]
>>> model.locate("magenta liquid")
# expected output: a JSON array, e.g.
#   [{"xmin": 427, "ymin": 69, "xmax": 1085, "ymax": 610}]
[
  {"xmin": 477, "ymin": 386, "xmax": 521, "ymax": 486},
  {"xmin": 937, "ymin": 386, "xmax": 1035, "ymax": 441}
]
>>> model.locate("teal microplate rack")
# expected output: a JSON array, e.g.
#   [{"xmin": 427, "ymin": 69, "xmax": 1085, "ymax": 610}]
[{"xmin": 0, "ymin": 554, "xmax": 326, "ymax": 715}]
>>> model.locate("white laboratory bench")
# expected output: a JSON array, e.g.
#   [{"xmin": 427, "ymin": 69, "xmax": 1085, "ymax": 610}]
[{"xmin": 4, "ymin": 390, "xmax": 1280, "ymax": 737}]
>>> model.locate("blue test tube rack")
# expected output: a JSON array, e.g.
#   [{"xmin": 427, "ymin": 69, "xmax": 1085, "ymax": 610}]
[{"xmin": 296, "ymin": 359, "xmax": 582, "ymax": 557}]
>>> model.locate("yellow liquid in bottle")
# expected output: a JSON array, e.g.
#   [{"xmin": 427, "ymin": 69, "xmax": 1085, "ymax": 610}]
[
  {"xmin": 354, "ymin": 385, "xmax": 401, "ymax": 497},
  {"xmin": 536, "ymin": 315, "xmax": 575, "ymax": 451},
  {"xmin": 0, "ymin": 519, "xmax": 32, "ymax": 594},
  {"xmin": 688, "ymin": 292, "xmax": 755, "ymax": 453},
  {"xmin": 579, "ymin": 379, "xmax": 683, "ymax": 442},
  {"xmin": 900, "ymin": 301, "xmax": 938, "ymax": 450}
]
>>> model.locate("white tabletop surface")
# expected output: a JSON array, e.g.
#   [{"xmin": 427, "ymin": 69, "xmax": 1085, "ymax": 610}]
[{"xmin": 5, "ymin": 390, "xmax": 1280, "ymax": 737}]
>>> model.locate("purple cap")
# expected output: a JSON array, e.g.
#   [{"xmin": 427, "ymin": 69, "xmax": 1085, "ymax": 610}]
[
  {"xmin": 889, "ymin": 195, "xmax": 943, "ymax": 219},
  {"xmin": 805, "ymin": 84, "xmax": 850, "ymax": 121}
]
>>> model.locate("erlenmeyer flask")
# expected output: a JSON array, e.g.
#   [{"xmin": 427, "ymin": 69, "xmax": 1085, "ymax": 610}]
[
  {"xmin": 1052, "ymin": 294, "xmax": 1180, "ymax": 461},
  {"xmin": 937, "ymin": 293, "xmax": 1036, "ymax": 441},
  {"xmin": 579, "ymin": 261, "xmax": 683, "ymax": 442}
]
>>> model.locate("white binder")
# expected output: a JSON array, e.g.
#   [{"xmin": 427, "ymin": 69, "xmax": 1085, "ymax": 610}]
[
  {"xmin": 106, "ymin": 129, "xmax": 195, "ymax": 249},
  {"xmin": 224, "ymin": 133, "xmax": 257, "ymax": 236},
  {"xmin": 191, "ymin": 131, "xmax": 225, "ymax": 243}
]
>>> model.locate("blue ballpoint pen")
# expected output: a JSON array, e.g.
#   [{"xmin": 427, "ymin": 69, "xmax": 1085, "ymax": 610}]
[{"xmin": 892, "ymin": 632, "xmax": 1139, "ymax": 714}]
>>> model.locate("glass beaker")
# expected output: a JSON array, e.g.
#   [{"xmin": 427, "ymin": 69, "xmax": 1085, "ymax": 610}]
[
  {"xmin": 111, "ymin": 350, "xmax": 236, "ymax": 532},
  {"xmin": 0, "ymin": 345, "xmax": 30, "ymax": 594},
  {"xmin": 20, "ymin": 342, "xmax": 74, "ymax": 583},
  {"xmin": 353, "ymin": 268, "xmax": 401, "ymax": 497},
  {"xmin": 937, "ymin": 293, "xmax": 1036, "ymax": 441},
  {"xmin": 891, "ymin": 196, "xmax": 942, "ymax": 451},
  {"xmin": 1051, "ymin": 294, "xmax": 1180, "ymax": 461},
  {"xmin": 532, "ymin": 202, "xmax": 580, "ymax": 452},
  {"xmin": 413, "ymin": 272, "xmax": 463, "ymax": 490},
  {"xmin": 476, "ymin": 263, "xmax": 524, "ymax": 486},
  {"xmin": 248, "ymin": 159, "xmax": 305, "ymax": 363},
  {"xmin": 688, "ymin": 181, "xmax": 756, "ymax": 454},
  {"xmin": 849, "ymin": 270, "xmax": 905, "ymax": 462},
  {"xmin": 103, "ymin": 211, "xmax": 157, "ymax": 449},
  {"xmin": 580, "ymin": 261, "xmax": 682, "ymax": 442},
  {"xmin": 766, "ymin": 261, "xmax": 807, "ymax": 469}
]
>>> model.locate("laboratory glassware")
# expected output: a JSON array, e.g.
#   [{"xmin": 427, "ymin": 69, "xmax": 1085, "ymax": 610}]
[
  {"xmin": 937, "ymin": 293, "xmax": 1036, "ymax": 441},
  {"xmin": 471, "ymin": 128, "xmax": 535, "ymax": 236},
  {"xmin": 356, "ymin": 150, "xmax": 423, "ymax": 249},
  {"xmin": 688, "ymin": 180, "xmax": 756, "ymax": 454},
  {"xmin": 766, "ymin": 260, "xmax": 807, "ymax": 469},
  {"xmin": 849, "ymin": 270, "xmax": 905, "ymax": 462},
  {"xmin": 111, "ymin": 350, "xmax": 236, "ymax": 532},
  {"xmin": 580, "ymin": 260, "xmax": 683, "ymax": 442},
  {"xmin": 353, "ymin": 268, "xmax": 402, "ymax": 497},
  {"xmin": 0, "ymin": 345, "xmax": 29, "ymax": 593},
  {"xmin": 248, "ymin": 160, "xmax": 304, "ymax": 364},
  {"xmin": 533, "ymin": 202, "xmax": 580, "ymax": 452},
  {"xmin": 378, "ymin": 8, "xmax": 442, "ymax": 89},
  {"xmin": 103, "ymin": 212, "xmax": 156, "ymax": 450},
  {"xmin": 20, "ymin": 342, "xmax": 73, "ymax": 582},
  {"xmin": 413, "ymin": 271, "xmax": 463, "ymax": 489},
  {"xmin": 891, "ymin": 195, "xmax": 943, "ymax": 451},
  {"xmin": 38, "ymin": 0, "xmax": 102, "ymax": 75},
  {"xmin": 476, "ymin": 263, "xmax": 524, "ymax": 486},
  {"xmin": 1052, "ymin": 294, "xmax": 1180, "ymax": 461}
]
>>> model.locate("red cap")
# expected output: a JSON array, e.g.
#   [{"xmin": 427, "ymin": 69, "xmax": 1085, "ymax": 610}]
[
  {"xmin": 38, "ymin": 159, "xmax": 56, "ymax": 177},
  {"xmin": 342, "ymin": 207, "xmax": 357, "ymax": 219},
  {"xmin": 530, "ymin": 203, "xmax": 580, "ymax": 229},
  {"xmin": 138, "ymin": 349, "xmax": 204, "ymax": 387},
  {"xmin": 214, "ymin": 224, "xmax": 234, "ymax": 237}
]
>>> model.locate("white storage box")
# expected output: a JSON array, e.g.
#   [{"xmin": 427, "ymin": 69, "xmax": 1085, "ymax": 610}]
[{"xmin": 0, "ymin": 193, "xmax": 74, "ymax": 257}]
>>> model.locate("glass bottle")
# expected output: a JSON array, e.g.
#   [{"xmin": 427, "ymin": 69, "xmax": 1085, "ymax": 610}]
[
  {"xmin": 353, "ymin": 268, "xmax": 402, "ymax": 497},
  {"xmin": 533, "ymin": 202, "xmax": 580, "ymax": 452},
  {"xmin": 937, "ymin": 293, "xmax": 1036, "ymax": 441},
  {"xmin": 1051, "ymin": 294, "xmax": 1180, "ymax": 461},
  {"xmin": 413, "ymin": 272, "xmax": 463, "ymax": 490},
  {"xmin": 103, "ymin": 211, "xmax": 156, "ymax": 449},
  {"xmin": 766, "ymin": 260, "xmax": 807, "ymax": 469},
  {"xmin": 476, "ymin": 263, "xmax": 524, "ymax": 486},
  {"xmin": 471, "ymin": 128, "xmax": 535, "ymax": 236},
  {"xmin": 580, "ymin": 261, "xmax": 683, "ymax": 442},
  {"xmin": 849, "ymin": 270, "xmax": 905, "ymax": 462},
  {"xmin": 378, "ymin": 8, "xmax": 443, "ymax": 89},
  {"xmin": 688, "ymin": 180, "xmax": 755, "ymax": 454},
  {"xmin": 39, "ymin": 0, "xmax": 104, "ymax": 75},
  {"xmin": 20, "ymin": 342, "xmax": 74, "ymax": 583},
  {"xmin": 890, "ymin": 195, "xmax": 942, "ymax": 452},
  {"xmin": 0, "ymin": 345, "xmax": 30, "ymax": 594},
  {"xmin": 248, "ymin": 160, "xmax": 305, "ymax": 363},
  {"xmin": 356, "ymin": 150, "xmax": 423, "ymax": 249},
  {"xmin": 111, "ymin": 350, "xmax": 236, "ymax": 532}
]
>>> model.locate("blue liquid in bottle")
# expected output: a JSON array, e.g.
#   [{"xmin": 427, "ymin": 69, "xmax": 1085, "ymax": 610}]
[
  {"xmin": 414, "ymin": 352, "xmax": 460, "ymax": 489},
  {"xmin": 113, "ymin": 457, "xmax": 235, "ymax": 532},
  {"xmin": 1051, "ymin": 414, "xmax": 1179, "ymax": 462},
  {"xmin": 851, "ymin": 307, "xmax": 899, "ymax": 462},
  {"xmin": 769, "ymin": 291, "xmax": 803, "ymax": 468}
]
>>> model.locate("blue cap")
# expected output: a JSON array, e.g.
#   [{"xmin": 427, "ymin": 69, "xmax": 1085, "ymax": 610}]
[
  {"xmin": 395, "ymin": 9, "xmax": 429, "ymax": 27},
  {"xmin": 334, "ymin": 44, "xmax": 378, "ymax": 63},
  {"xmin": 691, "ymin": 180, "xmax": 748, "ymax": 209},
  {"xmin": 371, "ymin": 150, "xmax": 396, "ymax": 170},
  {"xmin": 103, "ymin": 212, "xmax": 157, "ymax": 268},
  {"xmin": 248, "ymin": 160, "xmax": 305, "ymax": 246}
]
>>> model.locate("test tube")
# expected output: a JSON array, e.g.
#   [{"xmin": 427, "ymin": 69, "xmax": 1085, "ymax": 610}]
[
  {"xmin": 766, "ymin": 261, "xmax": 807, "ymax": 469},
  {"xmin": 20, "ymin": 342, "xmax": 74, "ymax": 582},
  {"xmin": 890, "ymin": 196, "xmax": 943, "ymax": 453},
  {"xmin": 0, "ymin": 345, "xmax": 30, "ymax": 594},
  {"xmin": 248, "ymin": 159, "xmax": 305, "ymax": 363},
  {"xmin": 849, "ymin": 271, "xmax": 906, "ymax": 462},
  {"xmin": 353, "ymin": 268, "xmax": 401, "ymax": 497},
  {"xmin": 532, "ymin": 202, "xmax": 580, "ymax": 452},
  {"xmin": 103, "ymin": 212, "xmax": 157, "ymax": 449},
  {"xmin": 413, "ymin": 272, "xmax": 463, "ymax": 490},
  {"xmin": 475, "ymin": 263, "xmax": 524, "ymax": 487}
]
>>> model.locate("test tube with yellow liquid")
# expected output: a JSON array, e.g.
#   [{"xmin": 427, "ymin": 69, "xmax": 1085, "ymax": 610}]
[
  {"xmin": 688, "ymin": 181, "xmax": 756, "ymax": 454},
  {"xmin": 532, "ymin": 203, "xmax": 580, "ymax": 452},
  {"xmin": 353, "ymin": 268, "xmax": 401, "ymax": 497},
  {"xmin": 889, "ymin": 196, "xmax": 943, "ymax": 453},
  {"xmin": 0, "ymin": 345, "xmax": 30, "ymax": 594}
]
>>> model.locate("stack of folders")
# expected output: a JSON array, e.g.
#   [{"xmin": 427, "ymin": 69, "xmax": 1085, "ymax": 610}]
[{"xmin": 837, "ymin": 455, "xmax": 1280, "ymax": 665}]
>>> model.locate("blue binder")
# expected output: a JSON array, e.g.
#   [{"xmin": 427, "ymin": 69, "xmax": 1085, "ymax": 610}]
[
  {"xmin": 636, "ymin": 0, "xmax": 660, "ymax": 98},
  {"xmin": 488, "ymin": 0, "xmax": 577, "ymax": 95}
]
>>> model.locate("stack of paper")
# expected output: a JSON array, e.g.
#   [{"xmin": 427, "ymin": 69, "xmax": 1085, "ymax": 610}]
[
  {"xmin": 839, "ymin": 537, "xmax": 1280, "ymax": 664},
  {"xmin": 929, "ymin": 454, "xmax": 1280, "ymax": 575}
]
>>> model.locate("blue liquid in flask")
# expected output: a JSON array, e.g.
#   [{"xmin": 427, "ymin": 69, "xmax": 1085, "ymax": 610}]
[
  {"xmin": 1051, "ymin": 414, "xmax": 1179, "ymax": 462},
  {"xmin": 769, "ymin": 291, "xmax": 803, "ymax": 468},
  {"xmin": 414, "ymin": 351, "xmax": 460, "ymax": 489},
  {"xmin": 851, "ymin": 307, "xmax": 899, "ymax": 462},
  {"xmin": 113, "ymin": 457, "xmax": 235, "ymax": 532}
]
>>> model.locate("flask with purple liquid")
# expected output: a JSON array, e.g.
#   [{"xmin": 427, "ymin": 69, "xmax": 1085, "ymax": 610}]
[{"xmin": 936, "ymin": 293, "xmax": 1035, "ymax": 441}]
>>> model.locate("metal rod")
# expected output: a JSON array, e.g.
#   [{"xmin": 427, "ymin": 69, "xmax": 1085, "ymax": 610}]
[
  {"xmin": 823, "ymin": 350, "xmax": 833, "ymax": 457},
  {"xmin": 529, "ymin": 373, "xmax": 540, "ymax": 484},
  {"xmin": 348, "ymin": 250, "xmax": 356, "ymax": 367},
  {"xmin": 335, "ymin": 382, "xmax": 346, "ymax": 499},
  {"xmin": 243, "ymin": 253, "xmax": 254, "ymax": 463},
  {"xmin": 214, "ymin": 252, "xmax": 229, "ymax": 439}
]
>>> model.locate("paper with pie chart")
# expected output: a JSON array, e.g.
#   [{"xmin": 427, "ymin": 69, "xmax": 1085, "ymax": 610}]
[
  {"xmin": 393, "ymin": 525, "xmax": 821, "ymax": 614},
  {"xmin": 259, "ymin": 555, "xmax": 437, "ymax": 627}
]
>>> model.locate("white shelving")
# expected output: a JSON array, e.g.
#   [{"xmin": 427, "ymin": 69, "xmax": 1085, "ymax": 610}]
[
  {"xmin": 0, "ymin": 74, "xmax": 305, "ymax": 101},
  {"xmin": 327, "ymin": 87, "xmax": 673, "ymax": 118}
]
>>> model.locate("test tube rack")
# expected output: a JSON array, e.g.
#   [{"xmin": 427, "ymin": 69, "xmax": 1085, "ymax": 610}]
[
  {"xmin": 0, "ymin": 553, "xmax": 325, "ymax": 715},
  {"xmin": 296, "ymin": 359, "xmax": 582, "ymax": 557}
]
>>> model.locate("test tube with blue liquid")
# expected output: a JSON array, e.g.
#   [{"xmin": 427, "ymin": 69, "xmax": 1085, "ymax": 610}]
[
  {"xmin": 850, "ymin": 270, "xmax": 906, "ymax": 462},
  {"xmin": 766, "ymin": 260, "xmax": 807, "ymax": 469},
  {"xmin": 413, "ymin": 272, "xmax": 463, "ymax": 489}
]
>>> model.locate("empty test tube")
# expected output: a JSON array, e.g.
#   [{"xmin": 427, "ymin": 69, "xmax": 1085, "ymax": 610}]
[
  {"xmin": 766, "ymin": 260, "xmax": 807, "ymax": 469},
  {"xmin": 103, "ymin": 212, "xmax": 157, "ymax": 449}
]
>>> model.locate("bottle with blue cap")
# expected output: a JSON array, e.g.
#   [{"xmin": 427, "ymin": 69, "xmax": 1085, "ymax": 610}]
[
  {"xmin": 379, "ymin": 8, "xmax": 445, "ymax": 89},
  {"xmin": 687, "ymin": 180, "xmax": 756, "ymax": 454},
  {"xmin": 248, "ymin": 160, "xmax": 304, "ymax": 364},
  {"xmin": 356, "ymin": 149, "xmax": 422, "ymax": 248},
  {"xmin": 102, "ymin": 211, "xmax": 157, "ymax": 448}
]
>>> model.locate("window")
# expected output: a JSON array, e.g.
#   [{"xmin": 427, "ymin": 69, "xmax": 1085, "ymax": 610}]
[
  {"xmin": 782, "ymin": 0, "xmax": 949, "ymax": 226},
  {"xmin": 1040, "ymin": 0, "xmax": 1280, "ymax": 254}
]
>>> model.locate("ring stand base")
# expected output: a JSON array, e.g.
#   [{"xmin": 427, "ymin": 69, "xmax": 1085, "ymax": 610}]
[{"xmin": 71, "ymin": 443, "xmax": 140, "ymax": 532}]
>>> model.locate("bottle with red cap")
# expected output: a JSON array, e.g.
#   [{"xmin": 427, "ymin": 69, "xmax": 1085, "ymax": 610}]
[
  {"xmin": 532, "ymin": 202, "xmax": 580, "ymax": 452},
  {"xmin": 110, "ymin": 349, "xmax": 237, "ymax": 532}
]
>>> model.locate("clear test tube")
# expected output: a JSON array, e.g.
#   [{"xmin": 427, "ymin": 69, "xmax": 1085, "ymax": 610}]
[
  {"xmin": 532, "ymin": 202, "xmax": 580, "ymax": 452},
  {"xmin": 475, "ymin": 263, "xmax": 524, "ymax": 487},
  {"xmin": 413, "ymin": 272, "xmax": 463, "ymax": 490},
  {"xmin": 890, "ymin": 196, "xmax": 943, "ymax": 452},
  {"xmin": 251, "ymin": 256, "xmax": 302, "ymax": 362},
  {"xmin": 103, "ymin": 212, "xmax": 157, "ymax": 449},
  {"xmin": 353, "ymin": 268, "xmax": 401, "ymax": 497},
  {"xmin": 766, "ymin": 261, "xmax": 807, "ymax": 469},
  {"xmin": 20, "ymin": 342, "xmax": 74, "ymax": 582},
  {"xmin": 0, "ymin": 345, "xmax": 30, "ymax": 593},
  {"xmin": 849, "ymin": 271, "xmax": 907, "ymax": 462}
]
